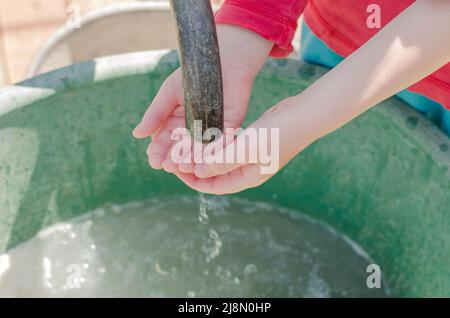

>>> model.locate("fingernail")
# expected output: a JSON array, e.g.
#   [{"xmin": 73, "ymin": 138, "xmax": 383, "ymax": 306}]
[
  {"xmin": 149, "ymin": 156, "xmax": 162, "ymax": 170},
  {"xmin": 132, "ymin": 125, "xmax": 141, "ymax": 137}
]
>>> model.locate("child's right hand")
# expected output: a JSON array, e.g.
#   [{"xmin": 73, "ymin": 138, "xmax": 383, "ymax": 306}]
[{"xmin": 132, "ymin": 24, "xmax": 274, "ymax": 173}]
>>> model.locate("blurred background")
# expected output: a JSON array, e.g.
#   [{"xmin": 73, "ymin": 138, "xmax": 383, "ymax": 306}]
[
  {"xmin": 0, "ymin": 0, "xmax": 305, "ymax": 89},
  {"xmin": 0, "ymin": 0, "xmax": 225, "ymax": 87}
]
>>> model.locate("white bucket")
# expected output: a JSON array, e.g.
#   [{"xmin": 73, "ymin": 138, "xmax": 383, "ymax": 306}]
[{"xmin": 27, "ymin": 2, "xmax": 180, "ymax": 77}]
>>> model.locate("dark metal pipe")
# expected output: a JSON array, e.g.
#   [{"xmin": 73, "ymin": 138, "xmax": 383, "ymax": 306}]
[{"xmin": 170, "ymin": 0, "xmax": 224, "ymax": 142}]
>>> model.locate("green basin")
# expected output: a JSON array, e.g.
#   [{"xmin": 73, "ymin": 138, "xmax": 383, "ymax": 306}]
[{"xmin": 0, "ymin": 50, "xmax": 449, "ymax": 297}]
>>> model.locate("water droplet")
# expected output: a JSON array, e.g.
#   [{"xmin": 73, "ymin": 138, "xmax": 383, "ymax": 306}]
[
  {"xmin": 93, "ymin": 208, "xmax": 105, "ymax": 218},
  {"xmin": 244, "ymin": 264, "xmax": 258, "ymax": 275},
  {"xmin": 203, "ymin": 229, "xmax": 222, "ymax": 262},
  {"xmin": 198, "ymin": 210, "xmax": 209, "ymax": 225},
  {"xmin": 187, "ymin": 291, "xmax": 196, "ymax": 298},
  {"xmin": 198, "ymin": 193, "xmax": 209, "ymax": 225},
  {"xmin": 111, "ymin": 204, "xmax": 122, "ymax": 214}
]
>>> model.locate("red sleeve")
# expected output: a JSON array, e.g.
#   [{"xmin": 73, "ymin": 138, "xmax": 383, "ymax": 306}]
[{"xmin": 215, "ymin": 0, "xmax": 308, "ymax": 58}]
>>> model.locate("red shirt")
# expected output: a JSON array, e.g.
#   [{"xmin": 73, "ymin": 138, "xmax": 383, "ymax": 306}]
[{"xmin": 215, "ymin": 0, "xmax": 450, "ymax": 109}]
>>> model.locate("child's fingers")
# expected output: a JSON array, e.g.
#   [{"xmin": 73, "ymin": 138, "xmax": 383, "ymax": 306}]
[
  {"xmin": 193, "ymin": 103, "xmax": 283, "ymax": 179},
  {"xmin": 175, "ymin": 131, "xmax": 207, "ymax": 174},
  {"xmin": 177, "ymin": 147, "xmax": 195, "ymax": 173},
  {"xmin": 178, "ymin": 162, "xmax": 195, "ymax": 173},
  {"xmin": 209, "ymin": 165, "xmax": 263, "ymax": 194},
  {"xmin": 161, "ymin": 137, "xmax": 186, "ymax": 173},
  {"xmin": 174, "ymin": 171, "xmax": 217, "ymax": 193},
  {"xmin": 193, "ymin": 127, "xmax": 257, "ymax": 178},
  {"xmin": 174, "ymin": 171, "xmax": 202, "ymax": 189},
  {"xmin": 146, "ymin": 142, "xmax": 163, "ymax": 170},
  {"xmin": 147, "ymin": 116, "xmax": 184, "ymax": 169},
  {"xmin": 175, "ymin": 164, "xmax": 266, "ymax": 195},
  {"xmin": 133, "ymin": 71, "xmax": 182, "ymax": 138},
  {"xmin": 162, "ymin": 157, "xmax": 178, "ymax": 173},
  {"xmin": 156, "ymin": 115, "xmax": 195, "ymax": 174},
  {"xmin": 194, "ymin": 161, "xmax": 241, "ymax": 179},
  {"xmin": 147, "ymin": 131, "xmax": 170, "ymax": 169}
]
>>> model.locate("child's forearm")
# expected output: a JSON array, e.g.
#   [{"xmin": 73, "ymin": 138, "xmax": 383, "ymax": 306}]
[{"xmin": 287, "ymin": 0, "xmax": 450, "ymax": 145}]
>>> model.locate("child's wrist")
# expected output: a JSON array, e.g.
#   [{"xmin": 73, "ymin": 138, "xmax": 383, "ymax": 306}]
[
  {"xmin": 216, "ymin": 24, "xmax": 273, "ymax": 77},
  {"xmin": 279, "ymin": 94, "xmax": 327, "ymax": 147}
]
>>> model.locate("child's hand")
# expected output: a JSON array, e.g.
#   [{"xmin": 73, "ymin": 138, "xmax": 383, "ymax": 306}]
[
  {"xmin": 173, "ymin": 96, "xmax": 317, "ymax": 195},
  {"xmin": 173, "ymin": 0, "xmax": 450, "ymax": 195},
  {"xmin": 132, "ymin": 24, "xmax": 273, "ymax": 173}
]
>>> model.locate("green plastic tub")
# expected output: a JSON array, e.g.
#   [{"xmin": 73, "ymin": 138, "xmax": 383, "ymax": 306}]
[{"xmin": 0, "ymin": 50, "xmax": 449, "ymax": 297}]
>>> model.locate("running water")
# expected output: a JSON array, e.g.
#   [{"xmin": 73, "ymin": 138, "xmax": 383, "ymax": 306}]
[
  {"xmin": 0, "ymin": 196, "xmax": 389, "ymax": 297},
  {"xmin": 198, "ymin": 192, "xmax": 210, "ymax": 225},
  {"xmin": 198, "ymin": 192, "xmax": 223, "ymax": 263}
]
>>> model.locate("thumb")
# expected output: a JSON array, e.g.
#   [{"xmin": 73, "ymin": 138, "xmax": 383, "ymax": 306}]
[
  {"xmin": 193, "ymin": 104, "xmax": 284, "ymax": 179},
  {"xmin": 133, "ymin": 71, "xmax": 182, "ymax": 138}
]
